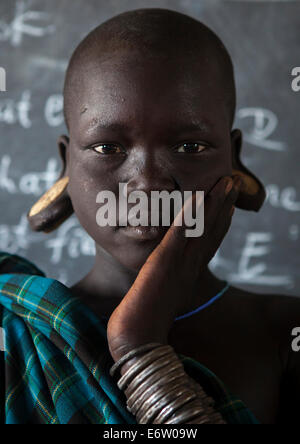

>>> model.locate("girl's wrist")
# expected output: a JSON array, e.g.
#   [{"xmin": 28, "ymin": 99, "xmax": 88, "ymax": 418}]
[
  {"xmin": 109, "ymin": 337, "xmax": 169, "ymax": 369},
  {"xmin": 107, "ymin": 320, "xmax": 169, "ymax": 364}
]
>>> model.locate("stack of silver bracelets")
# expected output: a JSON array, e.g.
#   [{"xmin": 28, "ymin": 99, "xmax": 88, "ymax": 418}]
[{"xmin": 110, "ymin": 342, "xmax": 226, "ymax": 424}]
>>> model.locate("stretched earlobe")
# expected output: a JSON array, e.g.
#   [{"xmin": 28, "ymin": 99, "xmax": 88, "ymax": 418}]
[
  {"xmin": 27, "ymin": 176, "xmax": 74, "ymax": 233},
  {"xmin": 27, "ymin": 135, "xmax": 74, "ymax": 233},
  {"xmin": 231, "ymin": 129, "xmax": 266, "ymax": 212},
  {"xmin": 58, "ymin": 135, "xmax": 69, "ymax": 176}
]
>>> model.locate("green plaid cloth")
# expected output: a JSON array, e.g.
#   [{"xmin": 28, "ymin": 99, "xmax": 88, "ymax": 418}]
[{"xmin": 0, "ymin": 252, "xmax": 259, "ymax": 424}]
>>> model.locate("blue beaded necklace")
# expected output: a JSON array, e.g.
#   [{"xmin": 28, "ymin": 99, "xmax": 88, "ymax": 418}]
[
  {"xmin": 100, "ymin": 281, "xmax": 230, "ymax": 324},
  {"xmin": 174, "ymin": 282, "xmax": 230, "ymax": 321}
]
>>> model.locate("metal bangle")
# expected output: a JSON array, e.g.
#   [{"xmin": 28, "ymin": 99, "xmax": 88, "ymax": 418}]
[
  {"xmin": 123, "ymin": 354, "xmax": 183, "ymax": 396},
  {"xmin": 164, "ymin": 397, "xmax": 226, "ymax": 424},
  {"xmin": 151, "ymin": 389, "xmax": 200, "ymax": 424},
  {"xmin": 109, "ymin": 342, "xmax": 162, "ymax": 378},
  {"xmin": 138, "ymin": 387, "xmax": 196, "ymax": 424},
  {"xmin": 164, "ymin": 399, "xmax": 211, "ymax": 424},
  {"xmin": 119, "ymin": 352, "xmax": 176, "ymax": 391},
  {"xmin": 129, "ymin": 378, "xmax": 187, "ymax": 416},
  {"xmin": 127, "ymin": 365, "xmax": 187, "ymax": 412},
  {"xmin": 126, "ymin": 363, "xmax": 185, "ymax": 401},
  {"xmin": 117, "ymin": 346, "xmax": 173, "ymax": 391},
  {"xmin": 112, "ymin": 342, "xmax": 227, "ymax": 424}
]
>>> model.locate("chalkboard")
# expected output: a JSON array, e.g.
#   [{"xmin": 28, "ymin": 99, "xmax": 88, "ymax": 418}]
[{"xmin": 0, "ymin": 0, "xmax": 299, "ymax": 295}]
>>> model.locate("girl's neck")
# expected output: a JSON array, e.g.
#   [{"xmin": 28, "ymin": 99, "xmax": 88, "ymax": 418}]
[{"xmin": 70, "ymin": 244, "xmax": 227, "ymax": 320}]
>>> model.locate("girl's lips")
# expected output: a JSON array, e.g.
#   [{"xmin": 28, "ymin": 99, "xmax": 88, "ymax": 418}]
[{"xmin": 120, "ymin": 225, "xmax": 169, "ymax": 241}]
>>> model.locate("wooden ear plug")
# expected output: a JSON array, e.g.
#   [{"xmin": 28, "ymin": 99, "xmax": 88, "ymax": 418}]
[
  {"xmin": 27, "ymin": 176, "xmax": 74, "ymax": 233},
  {"xmin": 232, "ymin": 169, "xmax": 259, "ymax": 195},
  {"xmin": 231, "ymin": 168, "xmax": 266, "ymax": 212}
]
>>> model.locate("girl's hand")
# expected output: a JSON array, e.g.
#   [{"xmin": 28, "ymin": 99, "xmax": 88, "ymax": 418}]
[{"xmin": 107, "ymin": 175, "xmax": 243, "ymax": 363}]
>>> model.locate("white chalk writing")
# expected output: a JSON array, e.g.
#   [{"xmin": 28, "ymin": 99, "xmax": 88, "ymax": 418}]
[
  {"xmin": 0, "ymin": 214, "xmax": 38, "ymax": 253},
  {"xmin": 237, "ymin": 108, "xmax": 286, "ymax": 151},
  {"xmin": 229, "ymin": 232, "xmax": 293, "ymax": 287},
  {"xmin": 0, "ymin": 155, "xmax": 60, "ymax": 195},
  {"xmin": 0, "ymin": 0, "xmax": 55, "ymax": 47},
  {"xmin": 0, "ymin": 214, "xmax": 95, "ymax": 266},
  {"xmin": 0, "ymin": 90, "xmax": 31, "ymax": 128},
  {"xmin": 0, "ymin": 91, "xmax": 64, "ymax": 128},
  {"xmin": 0, "ymin": 155, "xmax": 17, "ymax": 193},
  {"xmin": 44, "ymin": 94, "xmax": 64, "ymax": 127},
  {"xmin": 289, "ymin": 225, "xmax": 299, "ymax": 241},
  {"xmin": 45, "ymin": 218, "xmax": 96, "ymax": 264},
  {"xmin": 266, "ymin": 184, "xmax": 300, "ymax": 211},
  {"xmin": 31, "ymin": 56, "xmax": 67, "ymax": 72}
]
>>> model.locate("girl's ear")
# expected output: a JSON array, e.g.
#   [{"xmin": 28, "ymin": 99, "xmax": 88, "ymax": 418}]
[
  {"xmin": 231, "ymin": 129, "xmax": 266, "ymax": 212},
  {"xmin": 27, "ymin": 135, "xmax": 74, "ymax": 233},
  {"xmin": 57, "ymin": 135, "xmax": 70, "ymax": 178}
]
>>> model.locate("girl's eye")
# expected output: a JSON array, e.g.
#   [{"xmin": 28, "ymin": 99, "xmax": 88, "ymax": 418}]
[
  {"xmin": 93, "ymin": 143, "xmax": 124, "ymax": 154},
  {"xmin": 175, "ymin": 142, "xmax": 207, "ymax": 154}
]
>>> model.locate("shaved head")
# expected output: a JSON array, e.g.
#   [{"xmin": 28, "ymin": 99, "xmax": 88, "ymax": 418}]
[{"xmin": 63, "ymin": 8, "xmax": 236, "ymax": 131}]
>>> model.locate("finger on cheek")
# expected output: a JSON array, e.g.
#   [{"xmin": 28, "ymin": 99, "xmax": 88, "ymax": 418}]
[
  {"xmin": 159, "ymin": 192, "xmax": 196, "ymax": 254},
  {"xmin": 225, "ymin": 178, "xmax": 234, "ymax": 195},
  {"xmin": 227, "ymin": 177, "xmax": 242, "ymax": 206},
  {"xmin": 204, "ymin": 176, "xmax": 232, "ymax": 224}
]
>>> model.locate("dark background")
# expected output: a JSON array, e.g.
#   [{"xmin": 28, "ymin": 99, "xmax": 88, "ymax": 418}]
[{"xmin": 0, "ymin": 0, "xmax": 299, "ymax": 296}]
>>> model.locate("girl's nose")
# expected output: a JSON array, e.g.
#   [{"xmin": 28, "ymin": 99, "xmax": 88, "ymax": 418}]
[{"xmin": 125, "ymin": 164, "xmax": 177, "ymax": 197}]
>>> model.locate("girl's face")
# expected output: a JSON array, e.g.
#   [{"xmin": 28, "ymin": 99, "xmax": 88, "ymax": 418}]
[{"xmin": 65, "ymin": 52, "xmax": 233, "ymax": 271}]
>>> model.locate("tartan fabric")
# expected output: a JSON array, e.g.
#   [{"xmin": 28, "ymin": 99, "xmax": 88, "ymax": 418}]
[{"xmin": 0, "ymin": 252, "xmax": 259, "ymax": 424}]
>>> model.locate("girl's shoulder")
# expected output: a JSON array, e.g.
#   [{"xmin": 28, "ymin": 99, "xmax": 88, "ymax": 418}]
[
  {"xmin": 227, "ymin": 285, "xmax": 300, "ymax": 339},
  {"xmin": 228, "ymin": 286, "xmax": 300, "ymax": 373}
]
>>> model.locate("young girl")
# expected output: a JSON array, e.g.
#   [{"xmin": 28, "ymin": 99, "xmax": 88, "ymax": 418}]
[{"xmin": 0, "ymin": 8, "xmax": 299, "ymax": 425}]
